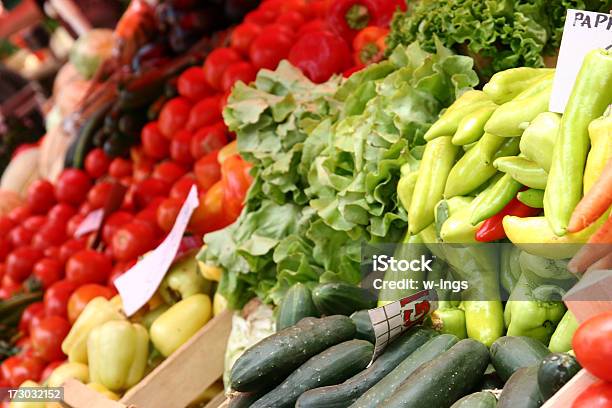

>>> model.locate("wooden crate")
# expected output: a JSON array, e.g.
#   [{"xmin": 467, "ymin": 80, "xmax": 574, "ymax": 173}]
[{"xmin": 62, "ymin": 310, "xmax": 232, "ymax": 408}]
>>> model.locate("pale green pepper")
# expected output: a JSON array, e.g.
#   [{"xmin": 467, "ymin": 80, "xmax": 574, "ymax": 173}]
[
  {"xmin": 519, "ymin": 112, "xmax": 560, "ymax": 172},
  {"xmin": 159, "ymin": 256, "xmax": 211, "ymax": 304},
  {"xmin": 87, "ymin": 320, "xmax": 149, "ymax": 392},
  {"xmin": 549, "ymin": 310, "xmax": 579, "ymax": 353},
  {"xmin": 583, "ymin": 106, "xmax": 612, "ymax": 193},
  {"xmin": 452, "ymin": 103, "xmax": 497, "ymax": 146},
  {"xmin": 483, "ymin": 67, "xmax": 554, "ymax": 104},
  {"xmin": 494, "ymin": 156, "xmax": 548, "ymax": 190}
]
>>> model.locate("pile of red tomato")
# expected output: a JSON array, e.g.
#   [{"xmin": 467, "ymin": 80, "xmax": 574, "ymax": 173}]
[{"xmin": 0, "ymin": 0, "xmax": 400, "ymax": 393}]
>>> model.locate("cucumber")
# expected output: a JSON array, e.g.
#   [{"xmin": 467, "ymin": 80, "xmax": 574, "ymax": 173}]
[
  {"xmin": 312, "ymin": 282, "xmax": 377, "ymax": 316},
  {"xmin": 450, "ymin": 391, "xmax": 497, "ymax": 408},
  {"xmin": 498, "ymin": 366, "xmax": 542, "ymax": 408},
  {"xmin": 381, "ymin": 339, "xmax": 490, "ymax": 408},
  {"xmin": 296, "ymin": 327, "xmax": 437, "ymax": 408},
  {"xmin": 490, "ymin": 336, "xmax": 550, "ymax": 382},
  {"xmin": 475, "ymin": 372, "xmax": 504, "ymax": 391},
  {"xmin": 251, "ymin": 340, "xmax": 373, "ymax": 408},
  {"xmin": 230, "ymin": 315, "xmax": 356, "ymax": 392},
  {"xmin": 351, "ymin": 334, "xmax": 458, "ymax": 408},
  {"xmin": 276, "ymin": 283, "xmax": 319, "ymax": 331},
  {"xmin": 537, "ymin": 353, "xmax": 581, "ymax": 401},
  {"xmin": 350, "ymin": 310, "xmax": 375, "ymax": 343}
]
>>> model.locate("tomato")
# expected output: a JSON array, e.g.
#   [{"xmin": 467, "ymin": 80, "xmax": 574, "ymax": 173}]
[
  {"xmin": 32, "ymin": 221, "xmax": 67, "ymax": 251},
  {"xmin": 31, "ymin": 258, "xmax": 62, "ymax": 290},
  {"xmin": 1, "ymin": 355, "xmax": 45, "ymax": 387},
  {"xmin": 8, "ymin": 226, "xmax": 34, "ymax": 247},
  {"xmin": 170, "ymin": 174, "xmax": 197, "ymax": 200},
  {"xmin": 159, "ymin": 97, "xmax": 192, "ymax": 139},
  {"xmin": 0, "ymin": 239, "xmax": 11, "ymax": 262},
  {"xmin": 112, "ymin": 221, "xmax": 156, "ymax": 262},
  {"xmin": 141, "ymin": 121, "xmax": 169, "ymax": 159},
  {"xmin": 41, "ymin": 360, "xmax": 63, "ymax": 383},
  {"xmin": 221, "ymin": 62, "xmax": 257, "ymax": 92},
  {"xmin": 133, "ymin": 179, "xmax": 171, "ymax": 209},
  {"xmin": 109, "ymin": 157, "xmax": 133, "ymax": 179},
  {"xmin": 573, "ymin": 380, "xmax": 612, "ymax": 408},
  {"xmin": 84, "ymin": 148, "xmax": 111, "ymax": 178},
  {"xmin": 108, "ymin": 260, "xmax": 136, "ymax": 291},
  {"xmin": 26, "ymin": 180, "xmax": 56, "ymax": 214},
  {"xmin": 43, "ymin": 280, "xmax": 77, "ymax": 318},
  {"xmin": 19, "ymin": 301, "xmax": 44, "ymax": 335},
  {"xmin": 231, "ymin": 23, "xmax": 263, "ymax": 55},
  {"xmin": 194, "ymin": 150, "xmax": 222, "ymax": 193},
  {"xmin": 0, "ymin": 217, "xmax": 15, "ymax": 235},
  {"xmin": 102, "ymin": 212, "xmax": 133, "ymax": 246},
  {"xmin": 185, "ymin": 96, "xmax": 222, "ymax": 133},
  {"xmin": 7, "ymin": 206, "xmax": 30, "ymax": 224},
  {"xmin": 296, "ymin": 19, "xmax": 326, "ymax": 37},
  {"xmin": 55, "ymin": 169, "xmax": 91, "ymax": 206},
  {"xmin": 289, "ymin": 31, "xmax": 351, "ymax": 83},
  {"xmin": 0, "ymin": 278, "xmax": 20, "ymax": 300},
  {"xmin": 136, "ymin": 198, "xmax": 165, "ymax": 235},
  {"xmin": 244, "ymin": 8, "xmax": 277, "ymax": 25},
  {"xmin": 221, "ymin": 155, "xmax": 253, "ymax": 221},
  {"xmin": 43, "ymin": 246, "xmax": 60, "ymax": 260},
  {"xmin": 203, "ymin": 48, "xmax": 243, "ymax": 91},
  {"xmin": 86, "ymin": 182, "xmax": 113, "ymax": 210},
  {"xmin": 152, "ymin": 161, "xmax": 187, "ymax": 185},
  {"xmin": 189, "ymin": 181, "xmax": 231, "ymax": 234},
  {"xmin": 574, "ymin": 311, "xmax": 612, "ymax": 381},
  {"xmin": 177, "ymin": 67, "xmax": 213, "ymax": 102},
  {"xmin": 250, "ymin": 30, "xmax": 293, "ymax": 70},
  {"xmin": 48, "ymin": 204, "xmax": 77, "ymax": 225},
  {"xmin": 276, "ymin": 10, "xmax": 305, "ymax": 28},
  {"xmin": 66, "ymin": 249, "xmax": 112, "ymax": 286},
  {"xmin": 30, "ymin": 315, "xmax": 70, "ymax": 362},
  {"xmin": 6, "ymin": 247, "xmax": 44, "ymax": 282},
  {"xmin": 190, "ymin": 123, "xmax": 227, "ymax": 160},
  {"xmin": 23, "ymin": 215, "xmax": 46, "ymax": 232},
  {"xmin": 67, "ymin": 284, "xmax": 114, "ymax": 323},
  {"xmin": 65, "ymin": 213, "xmax": 86, "ymax": 238},
  {"xmin": 170, "ymin": 129, "xmax": 194, "ymax": 165},
  {"xmin": 157, "ymin": 198, "xmax": 182, "ymax": 233}
]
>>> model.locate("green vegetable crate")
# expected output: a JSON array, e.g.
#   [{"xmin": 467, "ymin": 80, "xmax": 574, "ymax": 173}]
[{"xmin": 60, "ymin": 311, "xmax": 232, "ymax": 408}]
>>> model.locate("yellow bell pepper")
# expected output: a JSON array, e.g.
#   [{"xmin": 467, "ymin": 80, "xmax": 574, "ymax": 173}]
[
  {"xmin": 584, "ymin": 108, "xmax": 612, "ymax": 193},
  {"xmin": 87, "ymin": 320, "xmax": 149, "ymax": 392},
  {"xmin": 503, "ymin": 214, "xmax": 607, "ymax": 259},
  {"xmin": 46, "ymin": 362, "xmax": 89, "ymax": 387},
  {"xmin": 10, "ymin": 381, "xmax": 45, "ymax": 408},
  {"xmin": 150, "ymin": 294, "xmax": 212, "ymax": 357},
  {"xmin": 87, "ymin": 382, "xmax": 120, "ymax": 401},
  {"xmin": 62, "ymin": 297, "xmax": 125, "ymax": 364},
  {"xmin": 160, "ymin": 256, "xmax": 211, "ymax": 304}
]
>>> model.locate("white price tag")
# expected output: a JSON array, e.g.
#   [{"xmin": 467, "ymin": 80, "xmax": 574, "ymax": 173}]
[
  {"xmin": 367, "ymin": 290, "xmax": 437, "ymax": 361},
  {"xmin": 115, "ymin": 186, "xmax": 200, "ymax": 316},
  {"xmin": 549, "ymin": 9, "xmax": 612, "ymax": 113},
  {"xmin": 74, "ymin": 208, "xmax": 104, "ymax": 238}
]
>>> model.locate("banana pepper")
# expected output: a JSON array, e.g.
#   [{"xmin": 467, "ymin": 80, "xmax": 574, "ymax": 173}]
[
  {"xmin": 549, "ymin": 310, "xmax": 579, "ymax": 353},
  {"xmin": 584, "ymin": 106, "xmax": 612, "ymax": 193},
  {"xmin": 519, "ymin": 112, "xmax": 560, "ymax": 172},
  {"xmin": 87, "ymin": 320, "xmax": 149, "ymax": 392},
  {"xmin": 159, "ymin": 256, "xmax": 211, "ymax": 304},
  {"xmin": 483, "ymin": 67, "xmax": 554, "ymax": 104},
  {"xmin": 62, "ymin": 297, "xmax": 125, "ymax": 364}
]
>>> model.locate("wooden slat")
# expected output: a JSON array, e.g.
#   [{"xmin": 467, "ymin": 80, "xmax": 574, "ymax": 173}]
[
  {"xmin": 119, "ymin": 310, "xmax": 232, "ymax": 408},
  {"xmin": 564, "ymin": 269, "xmax": 612, "ymax": 322},
  {"xmin": 62, "ymin": 379, "xmax": 127, "ymax": 408},
  {"xmin": 542, "ymin": 370, "xmax": 597, "ymax": 408},
  {"xmin": 204, "ymin": 392, "xmax": 228, "ymax": 408}
]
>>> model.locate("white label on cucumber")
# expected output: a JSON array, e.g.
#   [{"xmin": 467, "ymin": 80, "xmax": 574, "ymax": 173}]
[
  {"xmin": 549, "ymin": 9, "xmax": 612, "ymax": 113},
  {"xmin": 115, "ymin": 185, "xmax": 199, "ymax": 316},
  {"xmin": 367, "ymin": 290, "xmax": 438, "ymax": 362}
]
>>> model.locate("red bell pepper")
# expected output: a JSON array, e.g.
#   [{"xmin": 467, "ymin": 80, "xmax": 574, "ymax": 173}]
[
  {"xmin": 288, "ymin": 30, "xmax": 351, "ymax": 83},
  {"xmin": 475, "ymin": 198, "xmax": 541, "ymax": 242},
  {"xmin": 353, "ymin": 26, "xmax": 389, "ymax": 66},
  {"xmin": 326, "ymin": 0, "xmax": 404, "ymax": 42}
]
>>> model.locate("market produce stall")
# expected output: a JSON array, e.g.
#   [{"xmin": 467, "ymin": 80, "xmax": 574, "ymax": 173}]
[{"xmin": 0, "ymin": 0, "xmax": 611, "ymax": 407}]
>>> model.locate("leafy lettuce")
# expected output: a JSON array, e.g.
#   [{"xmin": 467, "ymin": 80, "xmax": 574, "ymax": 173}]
[{"xmin": 200, "ymin": 43, "xmax": 479, "ymax": 309}]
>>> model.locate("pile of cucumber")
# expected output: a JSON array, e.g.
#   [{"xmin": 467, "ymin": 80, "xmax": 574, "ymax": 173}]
[{"xmin": 228, "ymin": 313, "xmax": 581, "ymax": 408}]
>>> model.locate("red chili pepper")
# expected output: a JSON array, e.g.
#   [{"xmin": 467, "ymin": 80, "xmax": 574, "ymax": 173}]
[
  {"xmin": 353, "ymin": 26, "xmax": 389, "ymax": 66},
  {"xmin": 475, "ymin": 198, "xmax": 541, "ymax": 242},
  {"xmin": 326, "ymin": 0, "xmax": 406, "ymax": 42}
]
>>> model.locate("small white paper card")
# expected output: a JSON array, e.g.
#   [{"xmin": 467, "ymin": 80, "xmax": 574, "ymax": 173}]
[
  {"xmin": 115, "ymin": 186, "xmax": 200, "ymax": 316},
  {"xmin": 549, "ymin": 9, "xmax": 612, "ymax": 113},
  {"xmin": 74, "ymin": 208, "xmax": 104, "ymax": 238}
]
